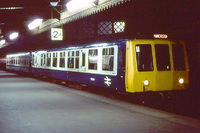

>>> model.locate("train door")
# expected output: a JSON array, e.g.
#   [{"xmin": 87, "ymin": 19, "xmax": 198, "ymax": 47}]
[
  {"xmin": 126, "ymin": 40, "xmax": 156, "ymax": 93},
  {"xmin": 80, "ymin": 49, "xmax": 88, "ymax": 72}
]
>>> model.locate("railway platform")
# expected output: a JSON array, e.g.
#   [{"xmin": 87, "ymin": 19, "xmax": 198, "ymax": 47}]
[{"xmin": 0, "ymin": 70, "xmax": 199, "ymax": 133}]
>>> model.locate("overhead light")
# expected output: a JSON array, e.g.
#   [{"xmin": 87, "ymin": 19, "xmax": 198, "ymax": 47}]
[
  {"xmin": 0, "ymin": 7, "xmax": 24, "ymax": 10},
  {"xmin": 9, "ymin": 32, "xmax": 19, "ymax": 40},
  {"xmin": 28, "ymin": 19, "xmax": 43, "ymax": 30},
  {"xmin": 50, "ymin": 0, "xmax": 60, "ymax": 6},
  {"xmin": 66, "ymin": 0, "xmax": 96, "ymax": 11},
  {"xmin": 0, "ymin": 39, "xmax": 6, "ymax": 45}
]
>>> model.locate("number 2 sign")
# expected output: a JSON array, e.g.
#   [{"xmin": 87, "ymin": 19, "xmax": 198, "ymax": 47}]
[{"xmin": 51, "ymin": 28, "xmax": 63, "ymax": 41}]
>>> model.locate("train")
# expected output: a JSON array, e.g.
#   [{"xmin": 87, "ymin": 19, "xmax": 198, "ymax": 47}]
[{"xmin": 6, "ymin": 38, "xmax": 189, "ymax": 93}]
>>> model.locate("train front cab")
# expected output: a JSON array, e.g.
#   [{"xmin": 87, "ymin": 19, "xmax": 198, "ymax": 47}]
[{"xmin": 125, "ymin": 39, "xmax": 189, "ymax": 93}]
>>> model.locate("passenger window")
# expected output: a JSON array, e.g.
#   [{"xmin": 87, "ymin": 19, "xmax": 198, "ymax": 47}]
[
  {"xmin": 43, "ymin": 54, "xmax": 46, "ymax": 66},
  {"xmin": 59, "ymin": 52, "xmax": 65, "ymax": 68},
  {"xmin": 26, "ymin": 56, "xmax": 29, "ymax": 66},
  {"xmin": 21, "ymin": 56, "xmax": 23, "ymax": 65},
  {"xmin": 120, "ymin": 50, "xmax": 126, "ymax": 68},
  {"xmin": 136, "ymin": 44, "xmax": 154, "ymax": 72},
  {"xmin": 39, "ymin": 53, "xmax": 46, "ymax": 67},
  {"xmin": 24, "ymin": 56, "xmax": 26, "ymax": 65},
  {"xmin": 47, "ymin": 53, "xmax": 51, "ymax": 67},
  {"xmin": 14, "ymin": 57, "xmax": 17, "ymax": 64},
  {"xmin": 41, "ymin": 54, "xmax": 43, "ymax": 66},
  {"xmin": 102, "ymin": 47, "xmax": 114, "ymax": 71},
  {"xmin": 10, "ymin": 57, "xmax": 12, "ymax": 64},
  {"xmin": 53, "ymin": 53, "xmax": 58, "ymax": 67},
  {"xmin": 18, "ymin": 56, "xmax": 22, "ymax": 65},
  {"xmin": 34, "ymin": 55, "xmax": 37, "ymax": 66},
  {"xmin": 68, "ymin": 51, "xmax": 74, "ymax": 68},
  {"xmin": 155, "ymin": 44, "xmax": 171, "ymax": 71},
  {"xmin": 172, "ymin": 45, "xmax": 186, "ymax": 70},
  {"xmin": 82, "ymin": 53, "xmax": 85, "ymax": 67},
  {"xmin": 75, "ymin": 51, "xmax": 79, "ymax": 69},
  {"xmin": 32, "ymin": 54, "xmax": 34, "ymax": 66},
  {"xmin": 88, "ymin": 49, "xmax": 98, "ymax": 70}
]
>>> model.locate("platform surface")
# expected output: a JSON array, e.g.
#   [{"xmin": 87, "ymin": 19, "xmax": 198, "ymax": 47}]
[{"xmin": 0, "ymin": 70, "xmax": 199, "ymax": 133}]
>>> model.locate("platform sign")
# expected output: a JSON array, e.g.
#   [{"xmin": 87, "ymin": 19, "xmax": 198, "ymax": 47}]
[{"xmin": 51, "ymin": 28, "xmax": 63, "ymax": 41}]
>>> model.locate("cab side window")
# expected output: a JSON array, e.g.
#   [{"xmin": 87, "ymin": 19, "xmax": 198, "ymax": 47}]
[{"xmin": 136, "ymin": 44, "xmax": 154, "ymax": 72}]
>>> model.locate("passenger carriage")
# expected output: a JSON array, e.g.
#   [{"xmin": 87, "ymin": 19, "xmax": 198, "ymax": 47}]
[{"xmin": 6, "ymin": 39, "xmax": 189, "ymax": 93}]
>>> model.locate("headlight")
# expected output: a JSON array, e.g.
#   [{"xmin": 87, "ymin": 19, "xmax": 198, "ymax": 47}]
[
  {"xmin": 144, "ymin": 80, "xmax": 149, "ymax": 86},
  {"xmin": 179, "ymin": 78, "xmax": 184, "ymax": 84}
]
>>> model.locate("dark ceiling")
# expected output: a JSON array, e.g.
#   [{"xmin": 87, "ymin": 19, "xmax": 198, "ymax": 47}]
[
  {"xmin": 0, "ymin": 0, "xmax": 199, "ymax": 41},
  {"xmin": 0, "ymin": 0, "xmax": 68, "ymax": 35}
]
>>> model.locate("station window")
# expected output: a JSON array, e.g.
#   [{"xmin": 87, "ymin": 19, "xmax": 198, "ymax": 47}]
[
  {"xmin": 172, "ymin": 45, "xmax": 186, "ymax": 70},
  {"xmin": 155, "ymin": 44, "xmax": 171, "ymax": 71},
  {"xmin": 47, "ymin": 53, "xmax": 51, "ymax": 67},
  {"xmin": 53, "ymin": 53, "xmax": 58, "ymax": 67},
  {"xmin": 114, "ymin": 22, "xmax": 125, "ymax": 33},
  {"xmin": 102, "ymin": 47, "xmax": 114, "ymax": 71},
  {"xmin": 135, "ymin": 44, "xmax": 154, "ymax": 72},
  {"xmin": 88, "ymin": 49, "xmax": 98, "ymax": 70},
  {"xmin": 59, "ymin": 52, "xmax": 65, "ymax": 68},
  {"xmin": 68, "ymin": 51, "xmax": 74, "ymax": 68}
]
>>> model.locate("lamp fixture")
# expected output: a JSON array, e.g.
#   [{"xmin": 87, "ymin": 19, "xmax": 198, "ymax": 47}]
[
  {"xmin": 9, "ymin": 32, "xmax": 19, "ymax": 40},
  {"xmin": 28, "ymin": 19, "xmax": 43, "ymax": 30},
  {"xmin": 66, "ymin": 0, "xmax": 96, "ymax": 11}
]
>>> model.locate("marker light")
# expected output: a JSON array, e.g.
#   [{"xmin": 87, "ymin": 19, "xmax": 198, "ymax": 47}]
[
  {"xmin": 144, "ymin": 80, "xmax": 149, "ymax": 86},
  {"xmin": 179, "ymin": 78, "xmax": 184, "ymax": 84},
  {"xmin": 66, "ymin": 0, "xmax": 96, "ymax": 11},
  {"xmin": 28, "ymin": 19, "xmax": 43, "ymax": 30},
  {"xmin": 9, "ymin": 32, "xmax": 19, "ymax": 40}
]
